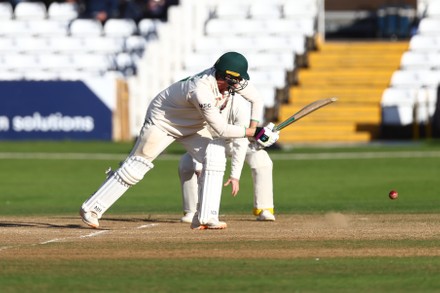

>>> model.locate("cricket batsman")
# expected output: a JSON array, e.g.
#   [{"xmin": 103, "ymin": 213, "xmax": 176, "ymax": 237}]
[
  {"xmin": 79, "ymin": 51, "xmax": 280, "ymax": 229},
  {"xmin": 178, "ymin": 94, "xmax": 275, "ymax": 224}
]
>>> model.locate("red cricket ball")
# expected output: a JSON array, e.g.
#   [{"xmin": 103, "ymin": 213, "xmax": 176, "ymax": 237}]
[{"xmin": 389, "ymin": 190, "xmax": 398, "ymax": 200}]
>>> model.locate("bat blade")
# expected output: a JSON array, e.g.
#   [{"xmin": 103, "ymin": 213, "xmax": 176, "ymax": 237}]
[{"xmin": 274, "ymin": 97, "xmax": 337, "ymax": 131}]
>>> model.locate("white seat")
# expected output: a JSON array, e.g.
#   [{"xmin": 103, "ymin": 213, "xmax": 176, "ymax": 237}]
[
  {"xmin": 104, "ymin": 18, "xmax": 137, "ymax": 37},
  {"xmin": 138, "ymin": 18, "xmax": 157, "ymax": 36},
  {"xmin": 258, "ymin": 86, "xmax": 277, "ymax": 108},
  {"xmin": 14, "ymin": 1, "xmax": 47, "ymax": 20},
  {"xmin": 82, "ymin": 36, "xmax": 125, "ymax": 53},
  {"xmin": 182, "ymin": 52, "xmax": 216, "ymax": 71},
  {"xmin": 2, "ymin": 53, "xmax": 40, "ymax": 71},
  {"xmin": 246, "ymin": 52, "xmax": 295, "ymax": 71},
  {"xmin": 71, "ymin": 53, "xmax": 114, "ymax": 72},
  {"xmin": 400, "ymin": 51, "xmax": 440, "ymax": 69},
  {"xmin": 14, "ymin": 36, "xmax": 50, "ymax": 54},
  {"xmin": 271, "ymin": 18, "xmax": 315, "ymax": 37},
  {"xmin": 417, "ymin": 18, "xmax": 440, "ymax": 35},
  {"xmin": 48, "ymin": 1, "xmax": 79, "ymax": 21},
  {"xmin": 206, "ymin": 18, "xmax": 315, "ymax": 37},
  {"xmin": 0, "ymin": 2, "xmax": 13, "ymax": 20},
  {"xmin": 249, "ymin": 3, "xmax": 281, "ymax": 19},
  {"xmin": 0, "ymin": 70, "xmax": 24, "ymax": 80},
  {"xmin": 426, "ymin": 0, "xmax": 440, "ymax": 17},
  {"xmin": 251, "ymin": 70, "xmax": 286, "ymax": 88},
  {"xmin": 409, "ymin": 35, "xmax": 440, "ymax": 51},
  {"xmin": 215, "ymin": 3, "xmax": 249, "ymax": 19},
  {"xmin": 206, "ymin": 19, "xmax": 264, "ymax": 36},
  {"xmin": 115, "ymin": 52, "xmax": 135, "ymax": 70},
  {"xmin": 23, "ymin": 70, "xmax": 59, "ymax": 80},
  {"xmin": 48, "ymin": 36, "xmax": 85, "ymax": 53},
  {"xmin": 283, "ymin": 0, "xmax": 319, "ymax": 19},
  {"xmin": 69, "ymin": 19, "xmax": 103, "ymax": 36},
  {"xmin": 125, "ymin": 35, "xmax": 148, "ymax": 52},
  {"xmin": 256, "ymin": 35, "xmax": 306, "ymax": 55},
  {"xmin": 27, "ymin": 19, "xmax": 69, "ymax": 36},
  {"xmin": 58, "ymin": 70, "xmax": 103, "ymax": 80},
  {"xmin": 381, "ymin": 87, "xmax": 417, "ymax": 125},
  {"xmin": 37, "ymin": 53, "xmax": 74, "ymax": 70},
  {"xmin": 0, "ymin": 37, "xmax": 15, "ymax": 53},
  {"xmin": 0, "ymin": 20, "xmax": 29, "ymax": 36},
  {"xmin": 381, "ymin": 86, "xmax": 437, "ymax": 125},
  {"xmin": 390, "ymin": 69, "xmax": 440, "ymax": 87}
]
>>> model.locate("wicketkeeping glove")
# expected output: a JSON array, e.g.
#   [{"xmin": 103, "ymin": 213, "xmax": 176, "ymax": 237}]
[{"xmin": 253, "ymin": 122, "xmax": 280, "ymax": 148}]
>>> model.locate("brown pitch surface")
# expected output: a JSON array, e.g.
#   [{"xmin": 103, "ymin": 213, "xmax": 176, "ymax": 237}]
[{"xmin": 1, "ymin": 213, "xmax": 439, "ymax": 260}]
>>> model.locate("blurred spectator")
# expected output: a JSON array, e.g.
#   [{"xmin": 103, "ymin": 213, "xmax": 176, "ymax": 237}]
[
  {"xmin": 81, "ymin": 0, "xmax": 119, "ymax": 23},
  {"xmin": 119, "ymin": 0, "xmax": 146, "ymax": 23},
  {"xmin": 143, "ymin": 0, "xmax": 167, "ymax": 20},
  {"xmin": 119, "ymin": 0, "xmax": 178, "ymax": 22}
]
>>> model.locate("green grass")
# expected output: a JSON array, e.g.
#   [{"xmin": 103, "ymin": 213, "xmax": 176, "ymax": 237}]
[
  {"xmin": 1, "ymin": 258, "xmax": 440, "ymax": 292},
  {"xmin": 1, "ymin": 140, "xmax": 439, "ymax": 215},
  {"xmin": 1, "ymin": 140, "xmax": 440, "ymax": 292}
]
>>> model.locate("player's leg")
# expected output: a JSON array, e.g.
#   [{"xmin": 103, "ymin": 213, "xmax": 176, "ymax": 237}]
[
  {"xmin": 193, "ymin": 138, "xmax": 227, "ymax": 229},
  {"xmin": 178, "ymin": 152, "xmax": 199, "ymax": 223},
  {"xmin": 246, "ymin": 149, "xmax": 275, "ymax": 221},
  {"xmin": 180, "ymin": 130, "xmax": 227, "ymax": 229},
  {"xmin": 80, "ymin": 122, "xmax": 174, "ymax": 228}
]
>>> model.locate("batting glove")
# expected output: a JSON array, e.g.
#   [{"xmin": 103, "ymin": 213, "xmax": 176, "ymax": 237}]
[{"xmin": 253, "ymin": 122, "xmax": 279, "ymax": 148}]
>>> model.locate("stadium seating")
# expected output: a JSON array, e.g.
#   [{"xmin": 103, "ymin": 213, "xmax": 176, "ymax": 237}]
[
  {"xmin": 381, "ymin": 1, "xmax": 440, "ymax": 130},
  {"xmin": 400, "ymin": 51, "xmax": 440, "ymax": 69},
  {"xmin": 283, "ymin": 1, "xmax": 318, "ymax": 19},
  {"xmin": 0, "ymin": 0, "xmax": 321, "ymax": 136},
  {"xmin": 104, "ymin": 19, "xmax": 138, "ymax": 38},
  {"xmin": 47, "ymin": 1, "xmax": 79, "ymax": 21},
  {"xmin": 425, "ymin": 0, "xmax": 440, "ymax": 17},
  {"xmin": 0, "ymin": 2, "xmax": 13, "ymax": 20},
  {"xmin": 69, "ymin": 19, "xmax": 103, "ymax": 36},
  {"xmin": 14, "ymin": 1, "xmax": 47, "ymax": 20},
  {"xmin": 0, "ymin": 2, "xmax": 153, "ymax": 82},
  {"xmin": 144, "ymin": 0, "xmax": 321, "ymax": 125}
]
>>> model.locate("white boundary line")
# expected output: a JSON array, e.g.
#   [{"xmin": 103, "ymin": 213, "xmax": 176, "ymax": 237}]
[
  {"xmin": 136, "ymin": 223, "xmax": 159, "ymax": 229},
  {"xmin": 40, "ymin": 230, "xmax": 111, "ymax": 245},
  {"xmin": 0, "ymin": 223, "xmax": 159, "ymax": 252}
]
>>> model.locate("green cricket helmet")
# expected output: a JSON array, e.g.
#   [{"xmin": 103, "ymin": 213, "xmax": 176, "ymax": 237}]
[{"xmin": 214, "ymin": 52, "xmax": 249, "ymax": 91}]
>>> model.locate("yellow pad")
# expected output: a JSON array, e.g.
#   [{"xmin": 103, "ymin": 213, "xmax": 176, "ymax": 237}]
[{"xmin": 253, "ymin": 208, "xmax": 274, "ymax": 216}]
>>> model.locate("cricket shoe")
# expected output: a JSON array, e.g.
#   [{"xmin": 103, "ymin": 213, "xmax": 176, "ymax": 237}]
[
  {"xmin": 180, "ymin": 212, "xmax": 195, "ymax": 223},
  {"xmin": 190, "ymin": 216, "xmax": 227, "ymax": 230},
  {"xmin": 256, "ymin": 209, "xmax": 276, "ymax": 221},
  {"xmin": 79, "ymin": 209, "xmax": 100, "ymax": 228}
]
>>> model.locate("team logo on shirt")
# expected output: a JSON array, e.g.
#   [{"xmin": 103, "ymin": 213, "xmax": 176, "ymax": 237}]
[{"xmin": 199, "ymin": 103, "xmax": 211, "ymax": 109}]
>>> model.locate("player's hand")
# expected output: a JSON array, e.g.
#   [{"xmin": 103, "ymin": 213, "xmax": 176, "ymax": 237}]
[
  {"xmin": 224, "ymin": 177, "xmax": 239, "ymax": 196},
  {"xmin": 253, "ymin": 122, "xmax": 279, "ymax": 148}
]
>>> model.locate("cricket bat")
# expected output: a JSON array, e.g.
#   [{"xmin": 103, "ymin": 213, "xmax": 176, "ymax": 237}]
[{"xmin": 274, "ymin": 97, "xmax": 337, "ymax": 131}]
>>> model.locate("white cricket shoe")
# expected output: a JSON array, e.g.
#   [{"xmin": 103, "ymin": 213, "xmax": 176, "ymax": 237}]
[
  {"xmin": 180, "ymin": 212, "xmax": 195, "ymax": 223},
  {"xmin": 190, "ymin": 215, "xmax": 227, "ymax": 230},
  {"xmin": 256, "ymin": 210, "xmax": 276, "ymax": 221},
  {"xmin": 79, "ymin": 209, "xmax": 100, "ymax": 228}
]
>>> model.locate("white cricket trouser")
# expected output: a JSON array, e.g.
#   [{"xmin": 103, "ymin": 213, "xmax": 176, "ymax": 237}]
[
  {"xmin": 178, "ymin": 148, "xmax": 274, "ymax": 215},
  {"xmin": 196, "ymin": 138, "xmax": 227, "ymax": 224},
  {"xmin": 82, "ymin": 122, "xmax": 213, "ymax": 218}
]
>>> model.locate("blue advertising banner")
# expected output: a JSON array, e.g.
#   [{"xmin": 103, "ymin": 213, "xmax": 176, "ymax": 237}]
[{"xmin": 0, "ymin": 81, "xmax": 113, "ymax": 140}]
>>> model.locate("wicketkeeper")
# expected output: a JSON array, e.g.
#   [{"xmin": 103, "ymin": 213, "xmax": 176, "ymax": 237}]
[
  {"xmin": 79, "ymin": 51, "xmax": 280, "ymax": 229},
  {"xmin": 178, "ymin": 94, "xmax": 275, "ymax": 224}
]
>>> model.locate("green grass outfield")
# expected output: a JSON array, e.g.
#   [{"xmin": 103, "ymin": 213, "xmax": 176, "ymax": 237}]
[{"xmin": 1, "ymin": 140, "xmax": 440, "ymax": 292}]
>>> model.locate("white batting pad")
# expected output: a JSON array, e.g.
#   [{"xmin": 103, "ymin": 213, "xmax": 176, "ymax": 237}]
[
  {"xmin": 197, "ymin": 139, "xmax": 226, "ymax": 224},
  {"xmin": 81, "ymin": 156, "xmax": 153, "ymax": 217},
  {"xmin": 178, "ymin": 153, "xmax": 198, "ymax": 214}
]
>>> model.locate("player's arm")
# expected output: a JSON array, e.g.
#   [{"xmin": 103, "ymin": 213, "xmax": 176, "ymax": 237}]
[
  {"xmin": 236, "ymin": 82, "xmax": 264, "ymax": 127},
  {"xmin": 224, "ymin": 96, "xmax": 251, "ymax": 196}
]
